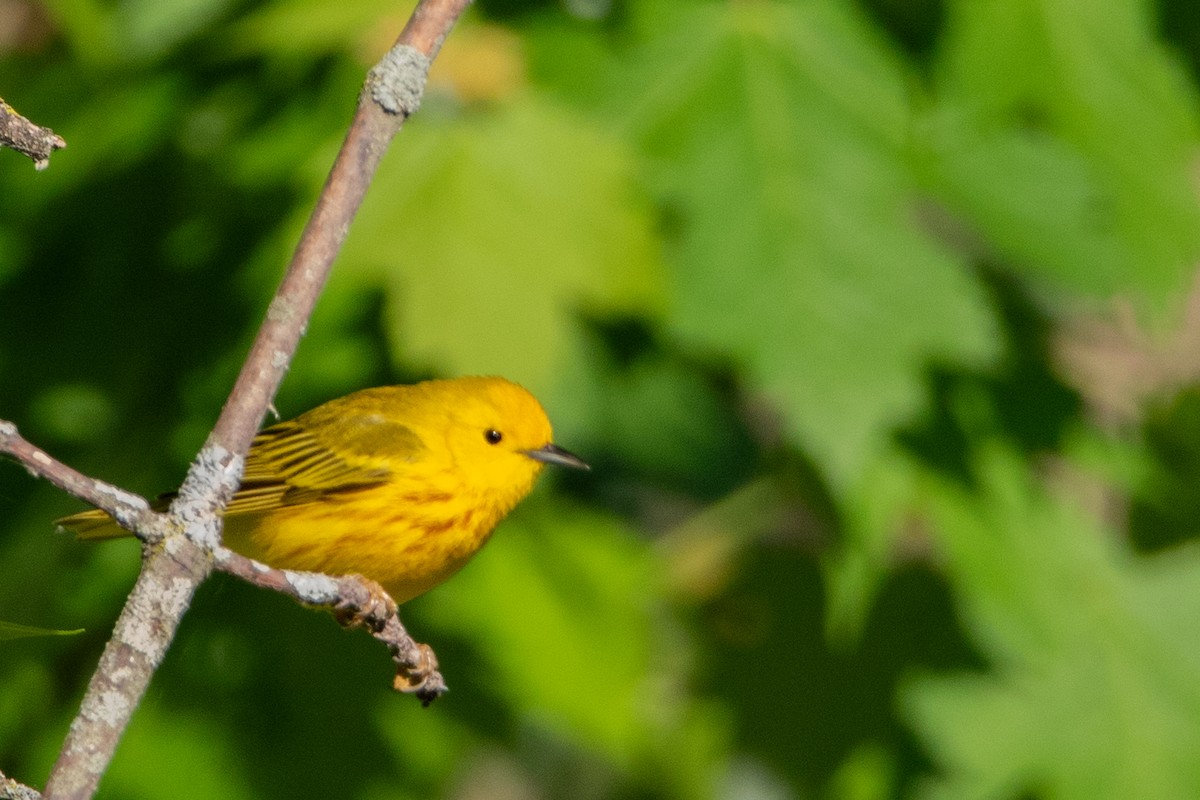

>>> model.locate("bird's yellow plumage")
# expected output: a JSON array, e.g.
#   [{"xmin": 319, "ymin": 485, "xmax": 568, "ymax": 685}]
[{"xmin": 57, "ymin": 377, "xmax": 588, "ymax": 603}]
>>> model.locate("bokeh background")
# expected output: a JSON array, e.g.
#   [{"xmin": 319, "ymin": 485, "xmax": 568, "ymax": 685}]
[{"xmin": 4, "ymin": 0, "xmax": 1200, "ymax": 798}]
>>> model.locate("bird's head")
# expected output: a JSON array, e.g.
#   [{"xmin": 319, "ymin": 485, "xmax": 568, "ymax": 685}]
[{"xmin": 432, "ymin": 377, "xmax": 588, "ymax": 503}]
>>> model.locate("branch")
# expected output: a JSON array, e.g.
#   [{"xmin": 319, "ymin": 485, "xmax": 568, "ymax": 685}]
[
  {"xmin": 0, "ymin": 98, "xmax": 65, "ymax": 170},
  {"xmin": 0, "ymin": 421, "xmax": 163, "ymax": 539},
  {"xmin": 205, "ymin": 0, "xmax": 466, "ymax": 460},
  {"xmin": 34, "ymin": 2, "xmax": 473, "ymax": 798},
  {"xmin": 214, "ymin": 549, "xmax": 447, "ymax": 704},
  {"xmin": 43, "ymin": 541, "xmax": 210, "ymax": 800},
  {"xmin": 0, "ymin": 768, "xmax": 41, "ymax": 800}
]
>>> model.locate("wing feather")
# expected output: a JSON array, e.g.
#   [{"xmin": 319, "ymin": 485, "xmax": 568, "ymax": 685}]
[
  {"xmin": 226, "ymin": 409, "xmax": 425, "ymax": 516},
  {"xmin": 61, "ymin": 389, "xmax": 429, "ymax": 532}
]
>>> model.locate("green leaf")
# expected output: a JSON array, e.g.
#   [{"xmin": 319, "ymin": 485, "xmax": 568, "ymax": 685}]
[
  {"xmin": 102, "ymin": 698, "xmax": 257, "ymax": 800},
  {"xmin": 417, "ymin": 501, "xmax": 657, "ymax": 759},
  {"xmin": 904, "ymin": 446, "xmax": 1200, "ymax": 799},
  {"xmin": 823, "ymin": 447, "xmax": 926, "ymax": 639},
  {"xmin": 0, "ymin": 621, "xmax": 83, "ymax": 641},
  {"xmin": 617, "ymin": 0, "xmax": 998, "ymax": 488},
  {"xmin": 225, "ymin": 0, "xmax": 398, "ymax": 57},
  {"xmin": 554, "ymin": 333, "xmax": 758, "ymax": 497},
  {"xmin": 927, "ymin": 0, "xmax": 1200, "ymax": 309},
  {"xmin": 413, "ymin": 498, "xmax": 727, "ymax": 793},
  {"xmin": 336, "ymin": 96, "xmax": 664, "ymax": 394},
  {"xmin": 115, "ymin": 0, "xmax": 237, "ymax": 59}
]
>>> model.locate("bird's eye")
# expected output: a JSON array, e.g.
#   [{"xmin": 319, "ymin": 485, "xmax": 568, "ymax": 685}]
[{"xmin": 484, "ymin": 429, "xmax": 503, "ymax": 445}]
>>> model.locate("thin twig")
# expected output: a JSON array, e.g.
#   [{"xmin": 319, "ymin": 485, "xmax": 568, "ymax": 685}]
[
  {"xmin": 37, "ymin": 3, "xmax": 473, "ymax": 798},
  {"xmin": 0, "ymin": 421, "xmax": 163, "ymax": 539},
  {"xmin": 0, "ymin": 98, "xmax": 65, "ymax": 170},
  {"xmin": 0, "ymin": 768, "xmax": 42, "ymax": 800},
  {"xmin": 214, "ymin": 549, "xmax": 448, "ymax": 704}
]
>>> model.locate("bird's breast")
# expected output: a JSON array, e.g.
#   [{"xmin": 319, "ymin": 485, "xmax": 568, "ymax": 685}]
[{"xmin": 224, "ymin": 477, "xmax": 516, "ymax": 604}]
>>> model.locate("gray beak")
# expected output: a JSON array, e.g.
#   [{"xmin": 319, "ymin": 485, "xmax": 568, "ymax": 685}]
[{"xmin": 524, "ymin": 443, "xmax": 590, "ymax": 471}]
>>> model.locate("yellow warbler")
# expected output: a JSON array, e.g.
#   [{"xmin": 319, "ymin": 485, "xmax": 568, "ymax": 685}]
[{"xmin": 57, "ymin": 377, "xmax": 588, "ymax": 603}]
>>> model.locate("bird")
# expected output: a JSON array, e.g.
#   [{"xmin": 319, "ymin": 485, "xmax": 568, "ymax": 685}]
[{"xmin": 57, "ymin": 376, "xmax": 588, "ymax": 603}]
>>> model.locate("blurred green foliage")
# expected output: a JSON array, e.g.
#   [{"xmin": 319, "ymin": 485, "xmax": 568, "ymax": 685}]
[{"xmin": 3, "ymin": 0, "xmax": 1200, "ymax": 798}]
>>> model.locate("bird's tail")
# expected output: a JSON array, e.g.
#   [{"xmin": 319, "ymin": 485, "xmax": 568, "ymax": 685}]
[{"xmin": 56, "ymin": 508, "xmax": 132, "ymax": 541}]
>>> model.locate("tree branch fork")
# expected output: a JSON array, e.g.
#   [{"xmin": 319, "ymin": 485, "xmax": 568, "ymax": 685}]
[
  {"xmin": 0, "ymin": 420, "xmax": 447, "ymax": 702},
  {"xmin": 0, "ymin": 1, "xmax": 473, "ymax": 797}
]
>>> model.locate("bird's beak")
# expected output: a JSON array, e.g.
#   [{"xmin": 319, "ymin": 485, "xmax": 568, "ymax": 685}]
[{"xmin": 524, "ymin": 443, "xmax": 590, "ymax": 471}]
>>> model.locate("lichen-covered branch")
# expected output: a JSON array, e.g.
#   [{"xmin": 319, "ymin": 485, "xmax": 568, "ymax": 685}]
[
  {"xmin": 0, "ymin": 98, "xmax": 65, "ymax": 170},
  {"xmin": 42, "ymin": 539, "xmax": 211, "ymax": 800},
  {"xmin": 0, "ymin": 767, "xmax": 42, "ymax": 800},
  {"xmin": 0, "ymin": 421, "xmax": 162, "ymax": 539},
  {"xmin": 34, "ymin": 2, "xmax": 473, "ymax": 798},
  {"xmin": 214, "ymin": 548, "xmax": 448, "ymax": 704}
]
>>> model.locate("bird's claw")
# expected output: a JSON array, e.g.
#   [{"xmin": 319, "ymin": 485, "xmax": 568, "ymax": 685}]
[
  {"xmin": 332, "ymin": 575, "xmax": 397, "ymax": 633},
  {"xmin": 329, "ymin": 574, "xmax": 446, "ymax": 704},
  {"xmin": 394, "ymin": 643, "xmax": 445, "ymax": 706}
]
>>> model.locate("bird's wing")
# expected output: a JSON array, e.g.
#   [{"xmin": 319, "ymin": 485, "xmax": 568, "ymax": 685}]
[{"xmin": 229, "ymin": 411, "xmax": 426, "ymax": 515}]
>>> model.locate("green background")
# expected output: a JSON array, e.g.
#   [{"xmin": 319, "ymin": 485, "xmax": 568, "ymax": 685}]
[{"xmin": 4, "ymin": 0, "xmax": 1200, "ymax": 797}]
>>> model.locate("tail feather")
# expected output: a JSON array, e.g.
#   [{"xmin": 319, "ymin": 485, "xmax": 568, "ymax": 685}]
[{"xmin": 56, "ymin": 509, "xmax": 132, "ymax": 541}]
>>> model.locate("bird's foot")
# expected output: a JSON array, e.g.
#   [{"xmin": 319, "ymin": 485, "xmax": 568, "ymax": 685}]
[
  {"xmin": 332, "ymin": 575, "xmax": 397, "ymax": 633},
  {"xmin": 394, "ymin": 642, "xmax": 444, "ymax": 706}
]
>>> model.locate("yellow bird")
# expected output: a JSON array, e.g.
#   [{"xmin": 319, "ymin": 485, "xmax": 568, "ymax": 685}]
[{"xmin": 57, "ymin": 376, "xmax": 588, "ymax": 603}]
